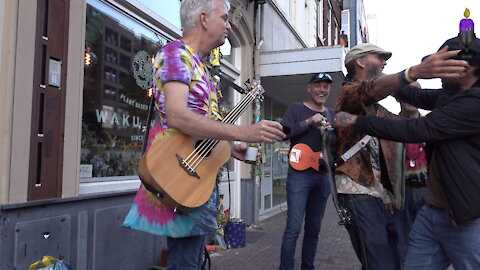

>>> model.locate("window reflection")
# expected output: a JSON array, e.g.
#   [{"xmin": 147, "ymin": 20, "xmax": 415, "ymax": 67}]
[{"xmin": 81, "ymin": 0, "xmax": 167, "ymax": 179}]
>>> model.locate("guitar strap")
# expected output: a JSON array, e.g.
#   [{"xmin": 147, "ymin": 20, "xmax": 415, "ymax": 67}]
[
  {"xmin": 323, "ymin": 129, "xmax": 371, "ymax": 226},
  {"xmin": 333, "ymin": 135, "xmax": 372, "ymax": 168}
]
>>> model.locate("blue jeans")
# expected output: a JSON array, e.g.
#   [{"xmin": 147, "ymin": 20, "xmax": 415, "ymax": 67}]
[
  {"xmin": 405, "ymin": 204, "xmax": 480, "ymax": 270},
  {"xmin": 279, "ymin": 171, "xmax": 331, "ymax": 270},
  {"xmin": 167, "ymin": 235, "xmax": 206, "ymax": 270},
  {"xmin": 395, "ymin": 186, "xmax": 427, "ymax": 268},
  {"xmin": 338, "ymin": 194, "xmax": 400, "ymax": 270}
]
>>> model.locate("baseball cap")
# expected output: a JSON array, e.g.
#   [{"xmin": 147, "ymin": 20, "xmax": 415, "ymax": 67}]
[
  {"xmin": 423, "ymin": 36, "xmax": 480, "ymax": 67},
  {"xmin": 309, "ymin": 73, "xmax": 333, "ymax": 83},
  {"xmin": 344, "ymin": 43, "xmax": 392, "ymax": 66}
]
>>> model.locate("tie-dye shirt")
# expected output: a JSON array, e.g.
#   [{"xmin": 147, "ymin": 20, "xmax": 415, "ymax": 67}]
[
  {"xmin": 404, "ymin": 143, "xmax": 428, "ymax": 182},
  {"xmin": 123, "ymin": 40, "xmax": 221, "ymax": 238}
]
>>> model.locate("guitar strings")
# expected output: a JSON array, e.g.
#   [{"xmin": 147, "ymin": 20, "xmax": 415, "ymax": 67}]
[
  {"xmin": 183, "ymin": 89, "xmax": 258, "ymax": 170},
  {"xmin": 187, "ymin": 91, "xmax": 256, "ymax": 169},
  {"xmin": 189, "ymin": 89, "xmax": 257, "ymax": 163},
  {"xmin": 184, "ymin": 92, "xmax": 253, "ymax": 164}
]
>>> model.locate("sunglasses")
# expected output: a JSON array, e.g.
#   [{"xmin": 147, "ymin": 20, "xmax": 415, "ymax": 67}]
[{"xmin": 315, "ymin": 73, "xmax": 332, "ymax": 80}]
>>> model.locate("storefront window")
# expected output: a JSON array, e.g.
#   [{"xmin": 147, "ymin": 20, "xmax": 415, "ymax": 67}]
[
  {"xmin": 272, "ymin": 105, "xmax": 289, "ymax": 206},
  {"xmin": 81, "ymin": 0, "xmax": 168, "ymax": 180},
  {"xmin": 218, "ymin": 75, "xmax": 235, "ymax": 174},
  {"xmin": 262, "ymin": 97, "xmax": 289, "ymax": 207}
]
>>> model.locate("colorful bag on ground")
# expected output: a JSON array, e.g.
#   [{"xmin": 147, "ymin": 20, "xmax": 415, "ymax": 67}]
[
  {"xmin": 224, "ymin": 219, "xmax": 246, "ymax": 248},
  {"xmin": 29, "ymin": 256, "xmax": 72, "ymax": 270}
]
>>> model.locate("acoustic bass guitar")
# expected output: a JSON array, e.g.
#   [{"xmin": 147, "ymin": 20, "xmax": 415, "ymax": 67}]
[{"xmin": 138, "ymin": 80, "xmax": 265, "ymax": 212}]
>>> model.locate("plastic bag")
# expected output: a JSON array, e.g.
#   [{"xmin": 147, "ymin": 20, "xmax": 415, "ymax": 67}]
[{"xmin": 29, "ymin": 255, "xmax": 72, "ymax": 270}]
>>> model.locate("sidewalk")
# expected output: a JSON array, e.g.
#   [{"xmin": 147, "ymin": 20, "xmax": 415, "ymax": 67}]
[{"xmin": 210, "ymin": 198, "xmax": 362, "ymax": 270}]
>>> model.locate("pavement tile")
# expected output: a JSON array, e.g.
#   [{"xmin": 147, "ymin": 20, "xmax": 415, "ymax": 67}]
[{"xmin": 210, "ymin": 197, "xmax": 361, "ymax": 270}]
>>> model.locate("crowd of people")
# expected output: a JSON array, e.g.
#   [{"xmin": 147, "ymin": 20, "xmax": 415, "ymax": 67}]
[{"xmin": 121, "ymin": 0, "xmax": 480, "ymax": 269}]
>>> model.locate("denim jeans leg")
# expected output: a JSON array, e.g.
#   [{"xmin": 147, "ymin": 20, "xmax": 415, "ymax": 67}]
[
  {"xmin": 301, "ymin": 173, "xmax": 331, "ymax": 270},
  {"xmin": 386, "ymin": 210, "xmax": 401, "ymax": 270},
  {"xmin": 280, "ymin": 173, "xmax": 311, "ymax": 270},
  {"xmin": 404, "ymin": 205, "xmax": 450, "ymax": 270},
  {"xmin": 436, "ymin": 209, "xmax": 480, "ymax": 270},
  {"xmin": 411, "ymin": 187, "xmax": 426, "ymax": 216},
  {"xmin": 167, "ymin": 235, "xmax": 206, "ymax": 270},
  {"xmin": 338, "ymin": 194, "xmax": 397, "ymax": 270}
]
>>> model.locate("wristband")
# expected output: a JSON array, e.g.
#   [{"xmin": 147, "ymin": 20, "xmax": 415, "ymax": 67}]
[
  {"xmin": 404, "ymin": 67, "xmax": 416, "ymax": 83},
  {"xmin": 399, "ymin": 69, "xmax": 410, "ymax": 85}
]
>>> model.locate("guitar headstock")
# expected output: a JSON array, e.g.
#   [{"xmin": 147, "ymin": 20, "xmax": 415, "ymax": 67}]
[{"xmin": 244, "ymin": 79, "xmax": 265, "ymax": 102}]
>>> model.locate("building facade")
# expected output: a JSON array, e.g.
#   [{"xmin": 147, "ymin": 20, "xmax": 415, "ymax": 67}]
[
  {"xmin": 0, "ymin": 0, "xmax": 346, "ymax": 268},
  {"xmin": 342, "ymin": 0, "xmax": 369, "ymax": 47}
]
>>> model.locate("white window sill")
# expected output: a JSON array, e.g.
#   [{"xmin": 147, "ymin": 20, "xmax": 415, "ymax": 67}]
[{"xmin": 79, "ymin": 179, "xmax": 141, "ymax": 195}]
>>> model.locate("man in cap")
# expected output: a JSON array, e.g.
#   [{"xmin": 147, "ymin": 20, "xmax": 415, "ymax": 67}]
[
  {"xmin": 279, "ymin": 73, "xmax": 334, "ymax": 270},
  {"xmin": 333, "ymin": 43, "xmax": 467, "ymax": 270},
  {"xmin": 335, "ymin": 37, "xmax": 480, "ymax": 269}
]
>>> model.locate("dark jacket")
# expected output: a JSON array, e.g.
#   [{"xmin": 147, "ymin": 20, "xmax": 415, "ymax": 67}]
[{"xmin": 355, "ymin": 86, "xmax": 480, "ymax": 224}]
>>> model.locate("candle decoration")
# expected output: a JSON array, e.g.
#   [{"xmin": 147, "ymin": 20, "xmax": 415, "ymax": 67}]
[{"xmin": 458, "ymin": 8, "xmax": 477, "ymax": 59}]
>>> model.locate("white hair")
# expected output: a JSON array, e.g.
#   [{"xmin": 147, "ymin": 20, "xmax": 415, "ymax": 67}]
[{"xmin": 180, "ymin": 0, "xmax": 230, "ymax": 33}]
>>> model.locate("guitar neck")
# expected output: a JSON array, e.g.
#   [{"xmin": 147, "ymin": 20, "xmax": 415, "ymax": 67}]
[
  {"xmin": 221, "ymin": 91, "xmax": 257, "ymax": 124},
  {"xmin": 195, "ymin": 89, "xmax": 257, "ymax": 153}
]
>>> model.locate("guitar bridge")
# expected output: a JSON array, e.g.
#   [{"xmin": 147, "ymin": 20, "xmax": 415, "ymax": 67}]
[{"xmin": 176, "ymin": 154, "xmax": 200, "ymax": 179}]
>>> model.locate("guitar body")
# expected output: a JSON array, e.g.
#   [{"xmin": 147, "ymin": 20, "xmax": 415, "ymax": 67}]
[
  {"xmin": 289, "ymin": 143, "xmax": 323, "ymax": 171},
  {"xmin": 138, "ymin": 79, "xmax": 264, "ymax": 211},
  {"xmin": 139, "ymin": 134, "xmax": 231, "ymax": 210}
]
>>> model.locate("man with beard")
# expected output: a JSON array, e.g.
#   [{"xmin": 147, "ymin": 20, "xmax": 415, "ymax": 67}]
[
  {"xmin": 279, "ymin": 73, "xmax": 334, "ymax": 270},
  {"xmin": 333, "ymin": 43, "xmax": 467, "ymax": 269},
  {"xmin": 335, "ymin": 37, "xmax": 480, "ymax": 270}
]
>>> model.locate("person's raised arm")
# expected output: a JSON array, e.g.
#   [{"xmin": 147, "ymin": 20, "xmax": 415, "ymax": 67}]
[
  {"xmin": 370, "ymin": 47, "xmax": 468, "ymax": 100},
  {"xmin": 335, "ymin": 94, "xmax": 480, "ymax": 143},
  {"xmin": 164, "ymin": 81, "xmax": 285, "ymax": 144}
]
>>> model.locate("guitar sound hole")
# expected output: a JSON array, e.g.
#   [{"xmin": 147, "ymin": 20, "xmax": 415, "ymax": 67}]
[{"xmin": 194, "ymin": 140, "xmax": 213, "ymax": 158}]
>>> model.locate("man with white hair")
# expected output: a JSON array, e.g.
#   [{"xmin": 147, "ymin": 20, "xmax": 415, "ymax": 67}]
[{"xmin": 123, "ymin": 1, "xmax": 285, "ymax": 269}]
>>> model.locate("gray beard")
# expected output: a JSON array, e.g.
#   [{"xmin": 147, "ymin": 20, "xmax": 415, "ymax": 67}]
[{"xmin": 366, "ymin": 67, "xmax": 384, "ymax": 80}]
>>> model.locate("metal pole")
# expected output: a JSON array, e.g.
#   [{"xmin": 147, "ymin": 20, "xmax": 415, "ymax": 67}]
[{"xmin": 252, "ymin": 0, "xmax": 265, "ymax": 226}]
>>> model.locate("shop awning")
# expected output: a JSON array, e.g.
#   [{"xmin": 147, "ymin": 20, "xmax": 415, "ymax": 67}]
[{"xmin": 260, "ymin": 45, "xmax": 346, "ymax": 108}]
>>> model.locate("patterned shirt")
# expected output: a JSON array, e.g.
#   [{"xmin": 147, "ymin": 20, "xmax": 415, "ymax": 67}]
[
  {"xmin": 335, "ymin": 79, "xmax": 404, "ymax": 205},
  {"xmin": 404, "ymin": 143, "xmax": 428, "ymax": 182},
  {"xmin": 336, "ymin": 137, "xmax": 391, "ymax": 203},
  {"xmin": 123, "ymin": 40, "xmax": 220, "ymax": 237}
]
